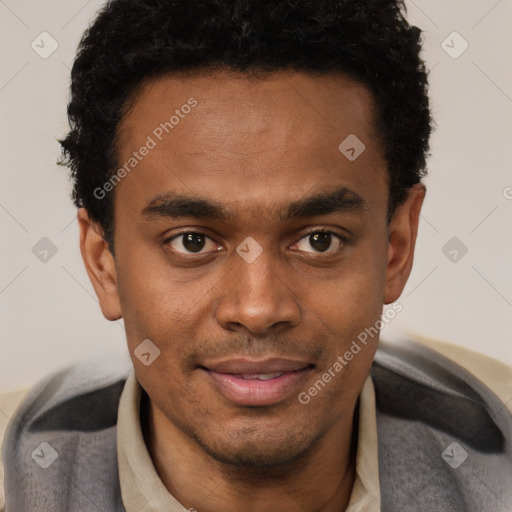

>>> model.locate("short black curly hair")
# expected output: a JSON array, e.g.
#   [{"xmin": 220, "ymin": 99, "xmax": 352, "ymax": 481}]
[{"xmin": 59, "ymin": 0, "xmax": 432, "ymax": 252}]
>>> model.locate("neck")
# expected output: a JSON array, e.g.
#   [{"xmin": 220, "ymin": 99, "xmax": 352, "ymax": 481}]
[{"xmin": 141, "ymin": 392, "xmax": 359, "ymax": 512}]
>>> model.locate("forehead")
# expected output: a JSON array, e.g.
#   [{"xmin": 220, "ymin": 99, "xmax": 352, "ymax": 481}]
[
  {"xmin": 119, "ymin": 70, "xmax": 379, "ymax": 147},
  {"xmin": 114, "ymin": 70, "xmax": 388, "ymax": 221}
]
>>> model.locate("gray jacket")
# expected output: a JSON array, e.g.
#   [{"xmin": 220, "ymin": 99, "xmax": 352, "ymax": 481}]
[{"xmin": 3, "ymin": 340, "xmax": 512, "ymax": 511}]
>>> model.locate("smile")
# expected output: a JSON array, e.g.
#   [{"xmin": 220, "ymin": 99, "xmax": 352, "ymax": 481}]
[{"xmin": 200, "ymin": 358, "xmax": 315, "ymax": 406}]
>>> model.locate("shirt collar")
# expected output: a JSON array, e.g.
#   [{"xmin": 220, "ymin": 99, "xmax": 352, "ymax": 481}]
[{"xmin": 117, "ymin": 372, "xmax": 381, "ymax": 512}]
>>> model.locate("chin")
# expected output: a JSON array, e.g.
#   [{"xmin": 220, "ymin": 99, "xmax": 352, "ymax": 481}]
[{"xmin": 190, "ymin": 423, "xmax": 324, "ymax": 472}]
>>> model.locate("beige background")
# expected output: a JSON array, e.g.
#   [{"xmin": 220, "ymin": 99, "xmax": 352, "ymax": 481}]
[{"xmin": 1, "ymin": 0, "xmax": 511, "ymax": 392}]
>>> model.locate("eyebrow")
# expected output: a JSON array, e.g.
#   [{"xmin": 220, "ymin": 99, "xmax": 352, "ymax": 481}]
[{"xmin": 141, "ymin": 186, "xmax": 369, "ymax": 222}]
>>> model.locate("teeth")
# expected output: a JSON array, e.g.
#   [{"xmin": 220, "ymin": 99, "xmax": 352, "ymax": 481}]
[
  {"xmin": 239, "ymin": 372, "xmax": 284, "ymax": 380},
  {"xmin": 257, "ymin": 372, "xmax": 284, "ymax": 380}
]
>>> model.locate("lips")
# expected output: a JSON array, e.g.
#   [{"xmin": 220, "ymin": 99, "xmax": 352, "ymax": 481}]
[
  {"xmin": 231, "ymin": 372, "xmax": 285, "ymax": 381},
  {"xmin": 200, "ymin": 357, "xmax": 314, "ymax": 406}
]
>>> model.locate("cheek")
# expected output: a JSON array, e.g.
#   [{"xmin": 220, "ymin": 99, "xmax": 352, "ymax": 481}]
[
  {"xmin": 311, "ymin": 256, "xmax": 386, "ymax": 327},
  {"xmin": 115, "ymin": 256, "xmax": 215, "ymax": 388},
  {"xmin": 114, "ymin": 247, "xmax": 180, "ymax": 349},
  {"xmin": 303, "ymin": 274, "xmax": 382, "ymax": 408},
  {"xmin": 304, "ymin": 247, "xmax": 387, "ymax": 382}
]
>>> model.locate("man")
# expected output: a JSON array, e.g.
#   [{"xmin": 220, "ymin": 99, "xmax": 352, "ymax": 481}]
[{"xmin": 2, "ymin": 0, "xmax": 511, "ymax": 511}]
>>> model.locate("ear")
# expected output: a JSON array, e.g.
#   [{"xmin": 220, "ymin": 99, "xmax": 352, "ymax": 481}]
[
  {"xmin": 77, "ymin": 208, "xmax": 122, "ymax": 321},
  {"xmin": 384, "ymin": 184, "xmax": 426, "ymax": 304}
]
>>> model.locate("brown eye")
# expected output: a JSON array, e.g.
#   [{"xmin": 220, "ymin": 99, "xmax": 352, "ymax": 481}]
[
  {"xmin": 183, "ymin": 233, "xmax": 205, "ymax": 252},
  {"xmin": 295, "ymin": 231, "xmax": 343, "ymax": 254},
  {"xmin": 167, "ymin": 232, "xmax": 218, "ymax": 254}
]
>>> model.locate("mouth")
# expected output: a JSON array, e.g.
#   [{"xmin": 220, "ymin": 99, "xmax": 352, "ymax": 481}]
[{"xmin": 199, "ymin": 357, "xmax": 315, "ymax": 406}]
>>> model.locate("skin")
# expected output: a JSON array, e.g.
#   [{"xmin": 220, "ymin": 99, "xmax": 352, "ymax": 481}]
[{"xmin": 78, "ymin": 70, "xmax": 425, "ymax": 511}]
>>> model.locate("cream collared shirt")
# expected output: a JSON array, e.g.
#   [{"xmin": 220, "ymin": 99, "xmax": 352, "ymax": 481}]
[
  {"xmin": 117, "ymin": 374, "xmax": 381, "ymax": 512},
  {"xmin": 2, "ymin": 339, "xmax": 512, "ymax": 512}
]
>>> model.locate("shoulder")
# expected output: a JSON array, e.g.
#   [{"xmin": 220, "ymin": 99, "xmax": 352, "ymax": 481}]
[
  {"xmin": 376, "ymin": 336, "xmax": 512, "ymax": 414},
  {"xmin": 415, "ymin": 337, "xmax": 511, "ymax": 413},
  {"xmin": 0, "ymin": 388, "xmax": 31, "ymax": 512},
  {"xmin": 1, "ymin": 358, "xmax": 132, "ymax": 511},
  {"xmin": 4, "ymin": 357, "xmax": 132, "ymax": 436},
  {"xmin": 373, "ymin": 337, "xmax": 512, "ymax": 510}
]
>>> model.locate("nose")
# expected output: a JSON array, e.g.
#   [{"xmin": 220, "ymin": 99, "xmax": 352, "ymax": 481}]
[{"xmin": 214, "ymin": 246, "xmax": 302, "ymax": 335}]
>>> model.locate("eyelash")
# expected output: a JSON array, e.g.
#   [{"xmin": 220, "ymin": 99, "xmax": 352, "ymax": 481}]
[{"xmin": 163, "ymin": 228, "xmax": 346, "ymax": 256}]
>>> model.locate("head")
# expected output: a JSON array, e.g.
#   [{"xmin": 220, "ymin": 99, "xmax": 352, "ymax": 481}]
[{"xmin": 61, "ymin": 0, "xmax": 431, "ymax": 470}]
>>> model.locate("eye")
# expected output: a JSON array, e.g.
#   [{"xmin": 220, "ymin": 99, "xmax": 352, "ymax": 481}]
[
  {"xmin": 166, "ymin": 232, "xmax": 220, "ymax": 255},
  {"xmin": 294, "ymin": 231, "xmax": 344, "ymax": 254}
]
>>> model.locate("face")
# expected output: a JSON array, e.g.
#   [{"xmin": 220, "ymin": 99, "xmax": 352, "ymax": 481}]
[{"xmin": 80, "ymin": 70, "xmax": 423, "ymax": 468}]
